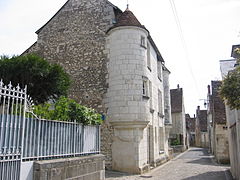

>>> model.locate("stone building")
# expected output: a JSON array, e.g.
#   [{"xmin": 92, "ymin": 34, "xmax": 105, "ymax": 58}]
[
  {"xmin": 24, "ymin": 0, "xmax": 172, "ymax": 174},
  {"xmin": 207, "ymin": 81, "xmax": 229, "ymax": 163},
  {"xmin": 195, "ymin": 106, "xmax": 208, "ymax": 148},
  {"xmin": 220, "ymin": 44, "xmax": 240, "ymax": 179},
  {"xmin": 170, "ymin": 85, "xmax": 186, "ymax": 149},
  {"xmin": 186, "ymin": 114, "xmax": 196, "ymax": 146}
]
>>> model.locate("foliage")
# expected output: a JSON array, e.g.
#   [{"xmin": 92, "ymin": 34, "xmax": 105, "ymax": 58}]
[
  {"xmin": 220, "ymin": 65, "xmax": 240, "ymax": 110},
  {"xmin": 0, "ymin": 54, "xmax": 71, "ymax": 104},
  {"xmin": 33, "ymin": 96, "xmax": 103, "ymax": 125},
  {"xmin": 171, "ymin": 139, "xmax": 181, "ymax": 146},
  {"xmin": 220, "ymin": 48, "xmax": 240, "ymax": 109}
]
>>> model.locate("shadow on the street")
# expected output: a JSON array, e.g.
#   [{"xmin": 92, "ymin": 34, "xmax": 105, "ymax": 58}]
[
  {"xmin": 181, "ymin": 170, "xmax": 233, "ymax": 180},
  {"xmin": 186, "ymin": 157, "xmax": 219, "ymax": 166},
  {"xmin": 105, "ymin": 170, "xmax": 135, "ymax": 178}
]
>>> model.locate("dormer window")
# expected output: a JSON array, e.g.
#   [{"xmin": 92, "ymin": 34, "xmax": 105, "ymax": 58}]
[{"xmin": 140, "ymin": 36, "xmax": 146, "ymax": 48}]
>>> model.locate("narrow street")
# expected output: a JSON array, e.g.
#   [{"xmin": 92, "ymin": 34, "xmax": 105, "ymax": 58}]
[{"xmin": 106, "ymin": 147, "xmax": 233, "ymax": 180}]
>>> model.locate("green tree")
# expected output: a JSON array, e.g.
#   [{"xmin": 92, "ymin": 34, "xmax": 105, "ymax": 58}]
[
  {"xmin": 33, "ymin": 96, "xmax": 102, "ymax": 125},
  {"xmin": 0, "ymin": 54, "xmax": 71, "ymax": 104},
  {"xmin": 220, "ymin": 48, "xmax": 240, "ymax": 109}
]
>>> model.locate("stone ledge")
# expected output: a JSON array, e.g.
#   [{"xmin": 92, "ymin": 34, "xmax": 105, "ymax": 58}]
[{"xmin": 33, "ymin": 154, "xmax": 105, "ymax": 180}]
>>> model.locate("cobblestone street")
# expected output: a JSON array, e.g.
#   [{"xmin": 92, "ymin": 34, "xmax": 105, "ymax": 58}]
[{"xmin": 106, "ymin": 147, "xmax": 233, "ymax": 180}]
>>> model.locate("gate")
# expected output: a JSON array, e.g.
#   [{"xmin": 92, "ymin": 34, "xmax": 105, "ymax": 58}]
[{"xmin": 0, "ymin": 81, "xmax": 28, "ymax": 180}]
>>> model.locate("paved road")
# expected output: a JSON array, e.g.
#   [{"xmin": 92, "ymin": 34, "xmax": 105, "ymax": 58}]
[{"xmin": 106, "ymin": 147, "xmax": 233, "ymax": 180}]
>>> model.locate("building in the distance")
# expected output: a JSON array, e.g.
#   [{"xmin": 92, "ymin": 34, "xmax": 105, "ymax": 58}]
[
  {"xmin": 186, "ymin": 114, "xmax": 196, "ymax": 147},
  {"xmin": 207, "ymin": 81, "xmax": 229, "ymax": 164},
  {"xmin": 170, "ymin": 85, "xmax": 186, "ymax": 150},
  {"xmin": 24, "ymin": 0, "xmax": 172, "ymax": 174},
  {"xmin": 195, "ymin": 106, "xmax": 208, "ymax": 148}
]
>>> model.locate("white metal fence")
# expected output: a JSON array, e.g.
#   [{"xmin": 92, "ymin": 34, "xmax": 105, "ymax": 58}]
[
  {"xmin": 0, "ymin": 80, "xmax": 100, "ymax": 179},
  {"xmin": 22, "ymin": 116, "xmax": 100, "ymax": 161}
]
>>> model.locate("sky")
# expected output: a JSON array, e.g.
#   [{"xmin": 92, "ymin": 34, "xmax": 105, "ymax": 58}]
[{"xmin": 0, "ymin": 0, "xmax": 240, "ymax": 116}]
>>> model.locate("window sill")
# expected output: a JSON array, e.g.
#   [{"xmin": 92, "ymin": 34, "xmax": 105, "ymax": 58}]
[
  {"xmin": 142, "ymin": 95, "xmax": 150, "ymax": 100},
  {"xmin": 140, "ymin": 44, "xmax": 147, "ymax": 49}
]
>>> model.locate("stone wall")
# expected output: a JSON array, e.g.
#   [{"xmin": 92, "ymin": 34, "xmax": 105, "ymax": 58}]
[
  {"xmin": 23, "ymin": 0, "xmax": 121, "ymax": 169},
  {"xmin": 214, "ymin": 124, "xmax": 229, "ymax": 163},
  {"xmin": 33, "ymin": 154, "xmax": 105, "ymax": 180},
  {"xmin": 24, "ymin": 0, "xmax": 117, "ymax": 113}
]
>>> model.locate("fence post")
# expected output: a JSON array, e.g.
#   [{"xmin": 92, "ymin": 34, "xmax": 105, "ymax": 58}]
[
  {"xmin": 20, "ymin": 86, "xmax": 27, "ymax": 162},
  {"xmin": 74, "ymin": 120, "xmax": 76, "ymax": 157}
]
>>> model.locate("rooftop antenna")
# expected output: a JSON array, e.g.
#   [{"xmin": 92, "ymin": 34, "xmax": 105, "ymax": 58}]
[{"xmin": 126, "ymin": 0, "xmax": 129, "ymax": 10}]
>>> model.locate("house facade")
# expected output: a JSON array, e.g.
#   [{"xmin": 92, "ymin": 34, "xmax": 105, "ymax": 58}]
[
  {"xmin": 207, "ymin": 81, "xmax": 229, "ymax": 163},
  {"xmin": 186, "ymin": 114, "xmax": 196, "ymax": 146},
  {"xmin": 220, "ymin": 45, "xmax": 240, "ymax": 179},
  {"xmin": 24, "ymin": 0, "xmax": 172, "ymax": 174},
  {"xmin": 195, "ymin": 106, "xmax": 208, "ymax": 148},
  {"xmin": 170, "ymin": 85, "xmax": 186, "ymax": 149}
]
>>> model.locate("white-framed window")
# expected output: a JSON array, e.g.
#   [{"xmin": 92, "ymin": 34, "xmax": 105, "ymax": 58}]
[
  {"xmin": 142, "ymin": 76, "xmax": 150, "ymax": 98},
  {"xmin": 140, "ymin": 36, "xmax": 146, "ymax": 48},
  {"xmin": 158, "ymin": 90, "xmax": 163, "ymax": 114},
  {"xmin": 143, "ymin": 80, "xmax": 148, "ymax": 97},
  {"xmin": 147, "ymin": 42, "xmax": 151, "ymax": 71}
]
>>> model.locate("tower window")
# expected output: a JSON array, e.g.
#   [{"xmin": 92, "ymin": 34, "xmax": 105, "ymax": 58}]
[
  {"xmin": 142, "ymin": 76, "xmax": 150, "ymax": 99},
  {"xmin": 140, "ymin": 36, "xmax": 146, "ymax": 48}
]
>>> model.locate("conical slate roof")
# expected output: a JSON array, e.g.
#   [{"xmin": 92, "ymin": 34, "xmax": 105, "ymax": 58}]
[
  {"xmin": 108, "ymin": 7, "xmax": 147, "ymax": 32},
  {"xmin": 116, "ymin": 8, "xmax": 142, "ymax": 26}
]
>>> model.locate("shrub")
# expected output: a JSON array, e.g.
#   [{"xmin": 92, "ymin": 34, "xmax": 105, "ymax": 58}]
[{"xmin": 33, "ymin": 96, "xmax": 102, "ymax": 125}]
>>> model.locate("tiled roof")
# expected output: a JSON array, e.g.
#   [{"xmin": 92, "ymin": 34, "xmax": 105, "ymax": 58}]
[
  {"xmin": 170, "ymin": 88, "xmax": 183, "ymax": 113},
  {"xmin": 211, "ymin": 81, "xmax": 226, "ymax": 124}
]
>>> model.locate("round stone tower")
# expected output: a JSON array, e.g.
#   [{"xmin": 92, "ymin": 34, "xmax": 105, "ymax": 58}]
[{"xmin": 106, "ymin": 7, "xmax": 151, "ymax": 173}]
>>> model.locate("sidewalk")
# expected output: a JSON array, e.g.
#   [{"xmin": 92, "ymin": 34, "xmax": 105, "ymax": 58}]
[{"xmin": 105, "ymin": 148, "xmax": 232, "ymax": 180}]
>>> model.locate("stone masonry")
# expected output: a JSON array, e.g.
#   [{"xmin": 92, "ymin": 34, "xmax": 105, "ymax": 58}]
[
  {"xmin": 24, "ymin": 0, "xmax": 172, "ymax": 173},
  {"xmin": 23, "ymin": 0, "xmax": 121, "ymax": 169},
  {"xmin": 33, "ymin": 154, "xmax": 105, "ymax": 180}
]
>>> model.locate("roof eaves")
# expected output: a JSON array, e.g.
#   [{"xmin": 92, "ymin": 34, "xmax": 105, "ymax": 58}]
[
  {"xmin": 107, "ymin": 1, "xmax": 122, "ymax": 12},
  {"xmin": 163, "ymin": 64, "xmax": 171, "ymax": 73},
  {"xmin": 35, "ymin": 0, "xmax": 70, "ymax": 34},
  {"xmin": 21, "ymin": 41, "xmax": 37, "ymax": 56},
  {"xmin": 148, "ymin": 35, "xmax": 164, "ymax": 62}
]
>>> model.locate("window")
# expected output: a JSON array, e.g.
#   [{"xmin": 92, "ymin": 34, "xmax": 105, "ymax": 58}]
[
  {"xmin": 147, "ymin": 43, "xmax": 151, "ymax": 71},
  {"xmin": 158, "ymin": 90, "xmax": 163, "ymax": 115},
  {"xmin": 157, "ymin": 62, "xmax": 162, "ymax": 81},
  {"xmin": 140, "ymin": 36, "xmax": 146, "ymax": 48},
  {"xmin": 149, "ymin": 81, "xmax": 153, "ymax": 109},
  {"xmin": 143, "ymin": 80, "xmax": 148, "ymax": 97},
  {"xmin": 142, "ymin": 76, "xmax": 150, "ymax": 98}
]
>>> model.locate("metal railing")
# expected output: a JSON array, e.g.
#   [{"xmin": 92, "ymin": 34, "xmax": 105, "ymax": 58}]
[
  {"xmin": 0, "ymin": 80, "xmax": 101, "ymax": 179},
  {"xmin": 22, "ymin": 115, "xmax": 100, "ymax": 161}
]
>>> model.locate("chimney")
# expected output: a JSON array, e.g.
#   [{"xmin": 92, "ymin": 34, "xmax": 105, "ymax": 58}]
[
  {"xmin": 177, "ymin": 84, "xmax": 180, "ymax": 89},
  {"xmin": 194, "ymin": 114, "xmax": 196, "ymax": 118},
  {"xmin": 197, "ymin": 106, "xmax": 200, "ymax": 115},
  {"xmin": 207, "ymin": 85, "xmax": 211, "ymax": 95}
]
